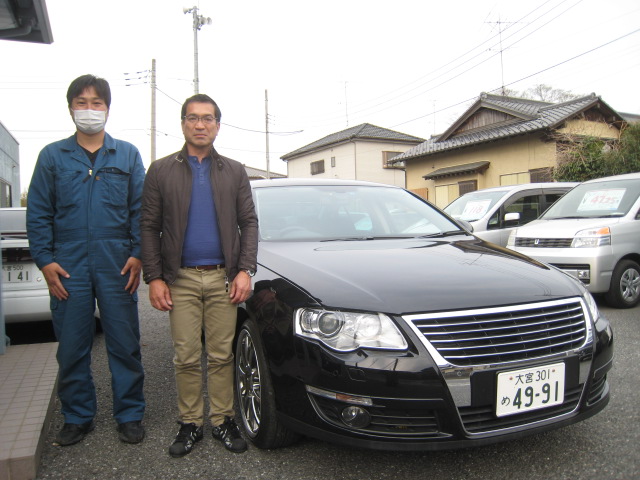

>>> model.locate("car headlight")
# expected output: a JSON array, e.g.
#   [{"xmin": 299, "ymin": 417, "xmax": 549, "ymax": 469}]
[
  {"xmin": 295, "ymin": 309, "xmax": 408, "ymax": 352},
  {"xmin": 571, "ymin": 227, "xmax": 611, "ymax": 248},
  {"xmin": 506, "ymin": 229, "xmax": 517, "ymax": 247},
  {"xmin": 583, "ymin": 290, "xmax": 600, "ymax": 324}
]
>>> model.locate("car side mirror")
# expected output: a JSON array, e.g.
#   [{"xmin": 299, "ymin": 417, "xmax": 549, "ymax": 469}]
[{"xmin": 504, "ymin": 212, "xmax": 520, "ymax": 224}]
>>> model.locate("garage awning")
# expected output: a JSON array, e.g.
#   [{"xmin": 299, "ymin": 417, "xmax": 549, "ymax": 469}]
[{"xmin": 422, "ymin": 161, "xmax": 490, "ymax": 180}]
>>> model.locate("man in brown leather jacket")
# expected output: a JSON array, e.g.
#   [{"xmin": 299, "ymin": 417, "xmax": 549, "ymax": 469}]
[{"xmin": 140, "ymin": 94, "xmax": 258, "ymax": 457}]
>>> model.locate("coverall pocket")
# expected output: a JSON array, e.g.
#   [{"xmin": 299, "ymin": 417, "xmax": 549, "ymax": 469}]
[
  {"xmin": 100, "ymin": 167, "xmax": 130, "ymax": 207},
  {"xmin": 55, "ymin": 170, "xmax": 84, "ymax": 208}
]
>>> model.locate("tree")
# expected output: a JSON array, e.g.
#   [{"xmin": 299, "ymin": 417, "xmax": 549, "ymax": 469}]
[
  {"xmin": 553, "ymin": 122, "xmax": 640, "ymax": 182},
  {"xmin": 20, "ymin": 189, "xmax": 28, "ymax": 207},
  {"xmin": 521, "ymin": 84, "xmax": 583, "ymax": 103},
  {"xmin": 498, "ymin": 84, "xmax": 582, "ymax": 103}
]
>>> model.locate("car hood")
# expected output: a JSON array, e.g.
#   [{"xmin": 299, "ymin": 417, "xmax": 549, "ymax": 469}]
[
  {"xmin": 515, "ymin": 217, "xmax": 625, "ymax": 237},
  {"xmin": 257, "ymin": 236, "xmax": 583, "ymax": 314}
]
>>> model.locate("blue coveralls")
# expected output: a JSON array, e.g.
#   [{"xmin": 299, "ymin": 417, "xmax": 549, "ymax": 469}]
[{"xmin": 27, "ymin": 133, "xmax": 146, "ymax": 425}]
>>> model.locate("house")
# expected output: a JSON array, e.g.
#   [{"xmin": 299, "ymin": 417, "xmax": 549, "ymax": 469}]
[
  {"xmin": 0, "ymin": 120, "xmax": 20, "ymax": 207},
  {"xmin": 391, "ymin": 92, "xmax": 626, "ymax": 208},
  {"xmin": 281, "ymin": 123, "xmax": 424, "ymax": 188},
  {"xmin": 244, "ymin": 165, "xmax": 286, "ymax": 181}
]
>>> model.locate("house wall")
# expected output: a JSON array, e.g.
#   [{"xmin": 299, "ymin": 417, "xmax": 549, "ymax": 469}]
[
  {"xmin": 406, "ymin": 134, "xmax": 557, "ymax": 208},
  {"xmin": 285, "ymin": 140, "xmax": 414, "ymax": 187},
  {"xmin": 406, "ymin": 119, "xmax": 623, "ymax": 208},
  {"xmin": 559, "ymin": 118, "xmax": 621, "ymax": 139},
  {"xmin": 0, "ymin": 121, "xmax": 20, "ymax": 207}
]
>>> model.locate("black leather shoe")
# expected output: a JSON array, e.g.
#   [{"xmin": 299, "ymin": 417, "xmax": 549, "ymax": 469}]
[
  {"xmin": 117, "ymin": 420, "xmax": 145, "ymax": 444},
  {"xmin": 212, "ymin": 417, "xmax": 247, "ymax": 453},
  {"xmin": 53, "ymin": 421, "xmax": 95, "ymax": 446}
]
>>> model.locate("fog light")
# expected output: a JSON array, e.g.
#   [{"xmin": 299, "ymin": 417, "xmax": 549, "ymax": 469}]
[
  {"xmin": 341, "ymin": 406, "xmax": 371, "ymax": 428},
  {"xmin": 577, "ymin": 269, "xmax": 590, "ymax": 280}
]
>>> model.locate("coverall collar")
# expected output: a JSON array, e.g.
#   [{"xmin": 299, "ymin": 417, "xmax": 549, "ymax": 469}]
[{"xmin": 59, "ymin": 133, "xmax": 118, "ymax": 169}]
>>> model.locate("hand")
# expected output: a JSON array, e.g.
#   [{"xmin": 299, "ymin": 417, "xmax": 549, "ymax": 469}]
[
  {"xmin": 229, "ymin": 270, "xmax": 252, "ymax": 304},
  {"xmin": 148, "ymin": 279, "xmax": 173, "ymax": 311},
  {"xmin": 121, "ymin": 257, "xmax": 142, "ymax": 294},
  {"xmin": 41, "ymin": 262, "xmax": 70, "ymax": 301}
]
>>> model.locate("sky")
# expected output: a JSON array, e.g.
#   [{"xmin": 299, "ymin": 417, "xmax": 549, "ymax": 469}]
[{"xmin": 2, "ymin": 0, "xmax": 640, "ymax": 192}]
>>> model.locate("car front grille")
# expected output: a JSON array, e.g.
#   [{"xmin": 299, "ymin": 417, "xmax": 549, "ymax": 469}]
[
  {"xmin": 2, "ymin": 246, "xmax": 34, "ymax": 263},
  {"xmin": 514, "ymin": 237, "xmax": 572, "ymax": 248},
  {"xmin": 458, "ymin": 384, "xmax": 582, "ymax": 433},
  {"xmin": 406, "ymin": 298, "xmax": 588, "ymax": 367}
]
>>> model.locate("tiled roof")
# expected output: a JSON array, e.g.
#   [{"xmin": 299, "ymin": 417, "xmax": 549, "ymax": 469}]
[
  {"xmin": 393, "ymin": 93, "xmax": 625, "ymax": 163},
  {"xmin": 281, "ymin": 123, "xmax": 425, "ymax": 160},
  {"xmin": 423, "ymin": 161, "xmax": 490, "ymax": 180},
  {"xmin": 244, "ymin": 165, "xmax": 286, "ymax": 179}
]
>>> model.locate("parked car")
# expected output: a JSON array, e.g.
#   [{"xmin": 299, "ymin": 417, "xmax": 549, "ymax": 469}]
[
  {"xmin": 443, "ymin": 182, "xmax": 578, "ymax": 246},
  {"xmin": 1, "ymin": 207, "xmax": 51, "ymax": 323},
  {"xmin": 507, "ymin": 173, "xmax": 640, "ymax": 309},
  {"xmin": 1, "ymin": 207, "xmax": 101, "ymax": 325},
  {"xmin": 234, "ymin": 178, "xmax": 613, "ymax": 452}
]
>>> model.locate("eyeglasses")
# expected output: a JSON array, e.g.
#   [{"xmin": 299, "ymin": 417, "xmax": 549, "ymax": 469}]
[{"xmin": 182, "ymin": 115, "xmax": 218, "ymax": 125}]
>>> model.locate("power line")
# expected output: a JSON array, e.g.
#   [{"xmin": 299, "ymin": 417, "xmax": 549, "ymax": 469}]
[{"xmin": 390, "ymin": 27, "xmax": 640, "ymax": 129}]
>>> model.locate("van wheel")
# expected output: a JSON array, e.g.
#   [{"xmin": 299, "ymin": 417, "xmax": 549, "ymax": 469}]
[
  {"xmin": 235, "ymin": 320, "xmax": 300, "ymax": 449},
  {"xmin": 605, "ymin": 259, "xmax": 640, "ymax": 308}
]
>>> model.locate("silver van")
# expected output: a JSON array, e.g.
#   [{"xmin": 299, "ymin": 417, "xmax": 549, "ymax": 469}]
[
  {"xmin": 508, "ymin": 173, "xmax": 640, "ymax": 308},
  {"xmin": 1, "ymin": 207, "xmax": 51, "ymax": 323},
  {"xmin": 443, "ymin": 182, "xmax": 577, "ymax": 246}
]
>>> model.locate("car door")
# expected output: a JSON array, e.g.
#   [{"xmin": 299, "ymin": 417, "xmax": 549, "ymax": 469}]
[{"xmin": 484, "ymin": 189, "xmax": 543, "ymax": 246}]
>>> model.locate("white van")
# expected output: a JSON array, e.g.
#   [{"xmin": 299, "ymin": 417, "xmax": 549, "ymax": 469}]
[
  {"xmin": 443, "ymin": 182, "xmax": 577, "ymax": 246},
  {"xmin": 507, "ymin": 173, "xmax": 640, "ymax": 308}
]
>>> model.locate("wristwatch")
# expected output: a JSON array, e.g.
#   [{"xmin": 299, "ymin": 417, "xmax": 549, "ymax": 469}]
[{"xmin": 243, "ymin": 269, "xmax": 256, "ymax": 277}]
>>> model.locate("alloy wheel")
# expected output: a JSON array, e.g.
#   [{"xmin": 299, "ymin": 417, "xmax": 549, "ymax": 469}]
[{"xmin": 236, "ymin": 328, "xmax": 262, "ymax": 437}]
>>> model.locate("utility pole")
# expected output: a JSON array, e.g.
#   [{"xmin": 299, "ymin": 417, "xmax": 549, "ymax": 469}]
[
  {"xmin": 265, "ymin": 89, "xmax": 270, "ymax": 179},
  {"xmin": 183, "ymin": 6, "xmax": 211, "ymax": 94},
  {"xmin": 150, "ymin": 58, "xmax": 156, "ymax": 162}
]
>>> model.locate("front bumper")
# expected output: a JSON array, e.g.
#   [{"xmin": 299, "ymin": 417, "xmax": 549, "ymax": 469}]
[
  {"xmin": 269, "ymin": 298, "xmax": 613, "ymax": 451},
  {"xmin": 2, "ymin": 288, "xmax": 51, "ymax": 323},
  {"xmin": 512, "ymin": 245, "xmax": 615, "ymax": 294}
]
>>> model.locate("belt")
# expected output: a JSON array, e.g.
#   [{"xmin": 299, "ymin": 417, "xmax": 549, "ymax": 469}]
[{"xmin": 184, "ymin": 264, "xmax": 225, "ymax": 272}]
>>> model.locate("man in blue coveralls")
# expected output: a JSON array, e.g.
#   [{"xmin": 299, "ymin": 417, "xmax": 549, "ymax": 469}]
[{"xmin": 26, "ymin": 74, "xmax": 146, "ymax": 446}]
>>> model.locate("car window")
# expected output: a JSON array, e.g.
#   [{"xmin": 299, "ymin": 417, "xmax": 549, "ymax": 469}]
[
  {"xmin": 444, "ymin": 190, "xmax": 509, "ymax": 222},
  {"xmin": 487, "ymin": 193, "xmax": 541, "ymax": 230},
  {"xmin": 254, "ymin": 185, "xmax": 461, "ymax": 241},
  {"xmin": 543, "ymin": 178, "xmax": 640, "ymax": 219}
]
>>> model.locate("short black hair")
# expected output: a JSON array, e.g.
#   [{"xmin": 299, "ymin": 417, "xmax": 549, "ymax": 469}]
[
  {"xmin": 181, "ymin": 94, "xmax": 221, "ymax": 121},
  {"xmin": 66, "ymin": 74, "xmax": 111, "ymax": 108}
]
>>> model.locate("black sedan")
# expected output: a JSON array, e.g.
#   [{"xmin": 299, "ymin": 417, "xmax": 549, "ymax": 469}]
[{"xmin": 235, "ymin": 178, "xmax": 613, "ymax": 451}]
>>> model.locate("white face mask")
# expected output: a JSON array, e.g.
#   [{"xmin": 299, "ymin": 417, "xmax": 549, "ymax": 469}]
[{"xmin": 73, "ymin": 109, "xmax": 107, "ymax": 134}]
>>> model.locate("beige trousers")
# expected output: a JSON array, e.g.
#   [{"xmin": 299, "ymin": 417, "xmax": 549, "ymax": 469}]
[{"xmin": 168, "ymin": 267, "xmax": 236, "ymax": 426}]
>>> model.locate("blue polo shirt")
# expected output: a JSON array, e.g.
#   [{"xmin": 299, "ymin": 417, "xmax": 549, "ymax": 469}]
[{"xmin": 181, "ymin": 156, "xmax": 224, "ymax": 266}]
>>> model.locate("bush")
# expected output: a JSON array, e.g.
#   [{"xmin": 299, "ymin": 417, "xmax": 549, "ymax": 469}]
[{"xmin": 554, "ymin": 123, "xmax": 640, "ymax": 182}]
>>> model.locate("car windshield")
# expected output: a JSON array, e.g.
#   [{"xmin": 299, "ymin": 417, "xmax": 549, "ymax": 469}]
[
  {"xmin": 253, "ymin": 184, "xmax": 464, "ymax": 241},
  {"xmin": 542, "ymin": 178, "xmax": 640, "ymax": 219},
  {"xmin": 443, "ymin": 190, "xmax": 509, "ymax": 221}
]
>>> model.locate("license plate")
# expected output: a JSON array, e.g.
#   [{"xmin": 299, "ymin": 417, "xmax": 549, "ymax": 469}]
[
  {"xmin": 496, "ymin": 363, "xmax": 565, "ymax": 417},
  {"xmin": 2, "ymin": 263, "xmax": 34, "ymax": 283}
]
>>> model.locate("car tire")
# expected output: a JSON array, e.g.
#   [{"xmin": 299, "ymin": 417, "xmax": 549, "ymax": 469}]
[
  {"xmin": 235, "ymin": 319, "xmax": 300, "ymax": 449},
  {"xmin": 604, "ymin": 259, "xmax": 640, "ymax": 308}
]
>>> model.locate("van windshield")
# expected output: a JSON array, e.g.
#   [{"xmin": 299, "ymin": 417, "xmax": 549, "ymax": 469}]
[
  {"xmin": 444, "ymin": 190, "xmax": 509, "ymax": 221},
  {"xmin": 542, "ymin": 178, "xmax": 640, "ymax": 219}
]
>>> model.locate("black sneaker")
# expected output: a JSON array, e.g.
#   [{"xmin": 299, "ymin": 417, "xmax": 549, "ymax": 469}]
[
  {"xmin": 212, "ymin": 416, "xmax": 247, "ymax": 453},
  {"xmin": 53, "ymin": 421, "xmax": 95, "ymax": 446},
  {"xmin": 117, "ymin": 420, "xmax": 145, "ymax": 444},
  {"xmin": 168, "ymin": 422, "xmax": 203, "ymax": 458}
]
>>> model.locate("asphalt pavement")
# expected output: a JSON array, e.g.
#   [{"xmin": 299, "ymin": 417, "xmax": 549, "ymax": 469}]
[{"xmin": 27, "ymin": 283, "xmax": 639, "ymax": 480}]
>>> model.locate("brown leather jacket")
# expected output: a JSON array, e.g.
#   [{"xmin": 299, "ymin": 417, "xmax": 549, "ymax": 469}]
[{"xmin": 140, "ymin": 144, "xmax": 258, "ymax": 285}]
